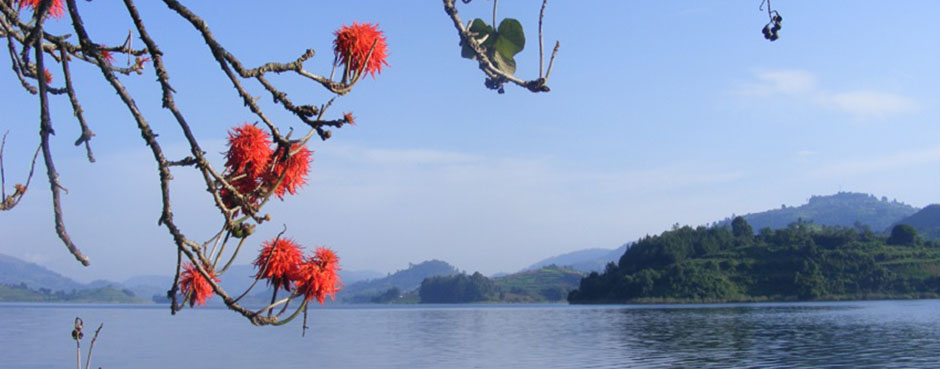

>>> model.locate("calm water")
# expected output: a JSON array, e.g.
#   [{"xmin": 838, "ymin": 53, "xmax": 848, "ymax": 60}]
[{"xmin": 2, "ymin": 300, "xmax": 940, "ymax": 368}]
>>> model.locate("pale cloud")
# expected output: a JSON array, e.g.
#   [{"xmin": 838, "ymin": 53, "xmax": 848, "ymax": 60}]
[
  {"xmin": 808, "ymin": 146, "xmax": 940, "ymax": 180},
  {"xmin": 358, "ymin": 147, "xmax": 480, "ymax": 165},
  {"xmin": 737, "ymin": 69, "xmax": 918, "ymax": 118},
  {"xmin": 796, "ymin": 150, "xmax": 817, "ymax": 158},
  {"xmin": 818, "ymin": 90, "xmax": 919, "ymax": 117},
  {"xmin": 739, "ymin": 70, "xmax": 817, "ymax": 97}
]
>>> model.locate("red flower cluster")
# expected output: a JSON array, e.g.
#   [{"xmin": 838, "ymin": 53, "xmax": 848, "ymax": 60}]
[
  {"xmin": 253, "ymin": 238, "xmax": 304, "ymax": 292},
  {"xmin": 250, "ymin": 239, "xmax": 342, "ymax": 305},
  {"xmin": 333, "ymin": 22, "xmax": 389, "ymax": 78},
  {"xmin": 42, "ymin": 69, "xmax": 52, "ymax": 84},
  {"xmin": 268, "ymin": 144, "xmax": 311, "ymax": 198},
  {"xmin": 226, "ymin": 124, "xmax": 273, "ymax": 180},
  {"xmin": 221, "ymin": 124, "xmax": 312, "ymax": 211},
  {"xmin": 294, "ymin": 247, "xmax": 342, "ymax": 304},
  {"xmin": 179, "ymin": 263, "xmax": 220, "ymax": 307},
  {"xmin": 18, "ymin": 0, "xmax": 65, "ymax": 18}
]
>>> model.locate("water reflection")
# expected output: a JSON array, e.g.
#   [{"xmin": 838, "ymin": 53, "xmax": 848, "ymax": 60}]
[
  {"xmin": 2, "ymin": 301, "xmax": 939, "ymax": 368},
  {"xmin": 604, "ymin": 303, "xmax": 940, "ymax": 368}
]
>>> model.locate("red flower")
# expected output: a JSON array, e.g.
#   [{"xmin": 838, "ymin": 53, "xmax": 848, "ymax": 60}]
[
  {"xmin": 18, "ymin": 0, "xmax": 64, "ymax": 18},
  {"xmin": 179, "ymin": 263, "xmax": 219, "ymax": 307},
  {"xmin": 343, "ymin": 112, "xmax": 355, "ymax": 126},
  {"xmin": 225, "ymin": 124, "xmax": 273, "ymax": 181},
  {"xmin": 253, "ymin": 238, "xmax": 304, "ymax": 292},
  {"xmin": 99, "ymin": 46, "xmax": 114, "ymax": 65},
  {"xmin": 333, "ymin": 22, "xmax": 389, "ymax": 78},
  {"xmin": 314, "ymin": 247, "xmax": 340, "ymax": 273},
  {"xmin": 293, "ymin": 247, "xmax": 342, "ymax": 304},
  {"xmin": 266, "ymin": 144, "xmax": 311, "ymax": 199},
  {"xmin": 42, "ymin": 69, "xmax": 52, "ymax": 84}
]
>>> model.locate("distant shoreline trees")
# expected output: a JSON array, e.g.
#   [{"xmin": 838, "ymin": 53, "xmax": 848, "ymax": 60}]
[{"xmin": 569, "ymin": 218, "xmax": 940, "ymax": 304}]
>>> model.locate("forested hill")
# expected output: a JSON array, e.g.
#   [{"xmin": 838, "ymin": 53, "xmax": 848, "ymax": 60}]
[
  {"xmin": 337, "ymin": 260, "xmax": 459, "ymax": 303},
  {"xmin": 716, "ymin": 192, "xmax": 918, "ymax": 232},
  {"xmin": 891, "ymin": 204, "xmax": 940, "ymax": 240},
  {"xmin": 568, "ymin": 218, "xmax": 940, "ymax": 303}
]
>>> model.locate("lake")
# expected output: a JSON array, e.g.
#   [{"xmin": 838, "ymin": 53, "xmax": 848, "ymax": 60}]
[{"xmin": 3, "ymin": 300, "xmax": 939, "ymax": 368}]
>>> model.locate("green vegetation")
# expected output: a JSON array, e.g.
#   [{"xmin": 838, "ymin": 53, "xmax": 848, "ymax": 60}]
[
  {"xmin": 419, "ymin": 272, "xmax": 498, "ymax": 303},
  {"xmin": 891, "ymin": 204, "xmax": 940, "ymax": 240},
  {"xmin": 417, "ymin": 266, "xmax": 583, "ymax": 303},
  {"xmin": 493, "ymin": 265, "xmax": 583, "ymax": 302},
  {"xmin": 568, "ymin": 218, "xmax": 940, "ymax": 304},
  {"xmin": 0, "ymin": 283, "xmax": 146, "ymax": 303}
]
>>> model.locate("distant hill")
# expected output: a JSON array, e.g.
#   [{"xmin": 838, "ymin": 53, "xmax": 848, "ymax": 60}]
[
  {"xmin": 494, "ymin": 265, "xmax": 584, "ymax": 302},
  {"xmin": 0, "ymin": 253, "xmax": 85, "ymax": 292},
  {"xmin": 717, "ymin": 192, "xmax": 918, "ymax": 232},
  {"xmin": 339, "ymin": 260, "xmax": 459, "ymax": 303},
  {"xmin": 0, "ymin": 283, "xmax": 145, "ymax": 303},
  {"xmin": 569, "ymin": 218, "xmax": 940, "ymax": 304},
  {"xmin": 534, "ymin": 193, "xmax": 918, "ymax": 276},
  {"xmin": 417, "ymin": 265, "xmax": 585, "ymax": 303},
  {"xmin": 892, "ymin": 204, "xmax": 940, "ymax": 240},
  {"xmin": 525, "ymin": 244, "xmax": 630, "ymax": 273}
]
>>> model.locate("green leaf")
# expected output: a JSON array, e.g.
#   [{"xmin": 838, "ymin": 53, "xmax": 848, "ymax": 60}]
[
  {"xmin": 490, "ymin": 49, "xmax": 516, "ymax": 75},
  {"xmin": 494, "ymin": 18, "xmax": 525, "ymax": 60},
  {"xmin": 461, "ymin": 19, "xmax": 496, "ymax": 59}
]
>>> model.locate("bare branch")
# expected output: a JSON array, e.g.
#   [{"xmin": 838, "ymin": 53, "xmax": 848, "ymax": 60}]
[{"xmin": 35, "ymin": 15, "xmax": 90, "ymax": 266}]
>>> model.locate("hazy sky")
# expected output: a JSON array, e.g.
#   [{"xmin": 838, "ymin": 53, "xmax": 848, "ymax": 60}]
[{"xmin": 1, "ymin": 1, "xmax": 938, "ymax": 282}]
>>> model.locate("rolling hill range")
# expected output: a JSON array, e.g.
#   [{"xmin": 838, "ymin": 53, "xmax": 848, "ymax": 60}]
[
  {"xmin": 525, "ymin": 244, "xmax": 629, "ymax": 273},
  {"xmin": 338, "ymin": 260, "xmax": 460, "ymax": 303},
  {"xmin": 716, "ymin": 192, "xmax": 918, "ymax": 232},
  {"xmin": 532, "ymin": 192, "xmax": 925, "ymax": 275},
  {"xmin": 0, "ymin": 253, "xmax": 85, "ymax": 292}
]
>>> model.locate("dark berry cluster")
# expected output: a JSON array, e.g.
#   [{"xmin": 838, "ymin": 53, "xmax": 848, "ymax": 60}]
[{"xmin": 762, "ymin": 12, "xmax": 783, "ymax": 41}]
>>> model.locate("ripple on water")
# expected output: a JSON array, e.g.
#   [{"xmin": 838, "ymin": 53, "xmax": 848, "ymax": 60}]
[{"xmin": 2, "ymin": 301, "xmax": 940, "ymax": 368}]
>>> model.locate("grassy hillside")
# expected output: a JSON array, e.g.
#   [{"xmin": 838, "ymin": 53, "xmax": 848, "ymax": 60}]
[{"xmin": 494, "ymin": 265, "xmax": 584, "ymax": 302}]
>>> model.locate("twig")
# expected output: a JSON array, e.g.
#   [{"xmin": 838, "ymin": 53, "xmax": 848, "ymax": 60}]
[
  {"xmin": 83, "ymin": 323, "xmax": 103, "ymax": 369},
  {"xmin": 302, "ymin": 303, "xmax": 309, "ymax": 336},
  {"xmin": 170, "ymin": 249, "xmax": 181, "ymax": 314},
  {"xmin": 1, "ymin": 131, "xmax": 6, "ymax": 199},
  {"xmin": 0, "ymin": 143, "xmax": 41, "ymax": 212},
  {"xmin": 538, "ymin": 0, "xmax": 547, "ymax": 79},
  {"xmin": 218, "ymin": 236, "xmax": 247, "ymax": 274},
  {"xmin": 271, "ymin": 299, "xmax": 307, "ymax": 326},
  {"xmin": 544, "ymin": 41, "xmax": 559, "ymax": 80},
  {"xmin": 492, "ymin": 0, "xmax": 498, "ymax": 31},
  {"xmin": 72, "ymin": 317, "xmax": 83, "ymax": 369},
  {"xmin": 57, "ymin": 42, "xmax": 95, "ymax": 163},
  {"xmin": 231, "ymin": 223, "xmax": 287, "ymax": 305}
]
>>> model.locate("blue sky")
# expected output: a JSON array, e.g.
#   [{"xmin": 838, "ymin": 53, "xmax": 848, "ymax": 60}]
[{"xmin": 1, "ymin": 1, "xmax": 938, "ymax": 282}]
